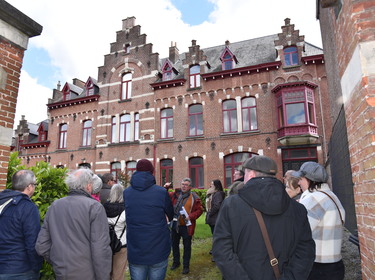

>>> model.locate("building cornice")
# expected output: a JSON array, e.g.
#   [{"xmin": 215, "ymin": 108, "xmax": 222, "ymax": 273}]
[
  {"xmin": 47, "ymin": 94, "xmax": 100, "ymax": 110},
  {"xmin": 201, "ymin": 61, "xmax": 282, "ymax": 81}
]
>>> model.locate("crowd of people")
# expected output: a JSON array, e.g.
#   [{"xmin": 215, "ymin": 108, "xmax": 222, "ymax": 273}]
[{"xmin": 0, "ymin": 156, "xmax": 346, "ymax": 280}]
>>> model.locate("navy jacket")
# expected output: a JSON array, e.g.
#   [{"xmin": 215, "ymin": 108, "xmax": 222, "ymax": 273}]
[
  {"xmin": 0, "ymin": 189, "xmax": 43, "ymax": 274},
  {"xmin": 124, "ymin": 171, "xmax": 174, "ymax": 265},
  {"xmin": 213, "ymin": 177, "xmax": 315, "ymax": 280}
]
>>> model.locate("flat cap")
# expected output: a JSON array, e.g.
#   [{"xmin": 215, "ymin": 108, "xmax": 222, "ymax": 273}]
[{"xmin": 242, "ymin": 155, "xmax": 277, "ymax": 175}]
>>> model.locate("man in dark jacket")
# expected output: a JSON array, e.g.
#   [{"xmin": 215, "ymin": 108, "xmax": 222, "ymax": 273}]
[
  {"xmin": 36, "ymin": 168, "xmax": 112, "ymax": 280},
  {"xmin": 124, "ymin": 159, "xmax": 174, "ymax": 280},
  {"xmin": 100, "ymin": 173, "xmax": 115, "ymax": 204},
  {"xmin": 213, "ymin": 155, "xmax": 315, "ymax": 280},
  {"xmin": 0, "ymin": 170, "xmax": 43, "ymax": 279}
]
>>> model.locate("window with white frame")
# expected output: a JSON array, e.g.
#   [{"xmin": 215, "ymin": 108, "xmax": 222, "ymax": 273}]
[
  {"xmin": 120, "ymin": 114, "xmax": 131, "ymax": 142},
  {"xmin": 241, "ymin": 97, "xmax": 258, "ymax": 131},
  {"xmin": 189, "ymin": 65, "xmax": 201, "ymax": 88},
  {"xmin": 59, "ymin": 124, "xmax": 68, "ymax": 149},
  {"xmin": 189, "ymin": 104, "xmax": 203, "ymax": 136},
  {"xmin": 161, "ymin": 108, "xmax": 173, "ymax": 139},
  {"xmin": 121, "ymin": 73, "xmax": 132, "ymax": 100},
  {"xmin": 82, "ymin": 120, "xmax": 92, "ymax": 147},
  {"xmin": 223, "ymin": 100, "xmax": 237, "ymax": 133}
]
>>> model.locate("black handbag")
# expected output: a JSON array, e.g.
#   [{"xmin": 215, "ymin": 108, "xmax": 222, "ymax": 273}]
[{"xmin": 109, "ymin": 213, "xmax": 126, "ymax": 254}]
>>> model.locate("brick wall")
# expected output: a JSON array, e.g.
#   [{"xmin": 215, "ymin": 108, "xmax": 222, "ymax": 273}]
[
  {"xmin": 0, "ymin": 39, "xmax": 24, "ymax": 187},
  {"xmin": 318, "ymin": 0, "xmax": 375, "ymax": 278},
  {"xmin": 0, "ymin": 1, "xmax": 42, "ymax": 189}
]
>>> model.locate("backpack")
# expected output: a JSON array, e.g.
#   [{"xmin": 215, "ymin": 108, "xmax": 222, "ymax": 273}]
[{"xmin": 109, "ymin": 212, "xmax": 126, "ymax": 255}]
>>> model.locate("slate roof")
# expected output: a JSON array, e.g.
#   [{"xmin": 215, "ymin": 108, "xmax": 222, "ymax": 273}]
[{"xmin": 158, "ymin": 34, "xmax": 323, "ymax": 81}]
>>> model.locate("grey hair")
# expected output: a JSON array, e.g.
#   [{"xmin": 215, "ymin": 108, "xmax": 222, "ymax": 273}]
[
  {"xmin": 92, "ymin": 174, "xmax": 103, "ymax": 194},
  {"xmin": 65, "ymin": 169, "xmax": 94, "ymax": 191},
  {"xmin": 108, "ymin": 184, "xmax": 124, "ymax": 203},
  {"xmin": 12, "ymin": 170, "xmax": 36, "ymax": 191},
  {"xmin": 181, "ymin": 178, "xmax": 192, "ymax": 186}
]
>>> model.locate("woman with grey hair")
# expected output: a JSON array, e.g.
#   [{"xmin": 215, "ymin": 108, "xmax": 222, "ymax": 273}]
[
  {"xmin": 91, "ymin": 174, "xmax": 103, "ymax": 202},
  {"xmin": 104, "ymin": 184, "xmax": 127, "ymax": 280}
]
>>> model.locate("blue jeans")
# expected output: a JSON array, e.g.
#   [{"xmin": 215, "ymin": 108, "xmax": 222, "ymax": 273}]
[
  {"xmin": 129, "ymin": 258, "xmax": 168, "ymax": 280},
  {"xmin": 0, "ymin": 271, "xmax": 40, "ymax": 280}
]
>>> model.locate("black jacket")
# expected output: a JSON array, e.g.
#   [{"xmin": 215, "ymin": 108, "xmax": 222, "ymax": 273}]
[
  {"xmin": 212, "ymin": 177, "xmax": 315, "ymax": 280},
  {"xmin": 206, "ymin": 191, "xmax": 225, "ymax": 226}
]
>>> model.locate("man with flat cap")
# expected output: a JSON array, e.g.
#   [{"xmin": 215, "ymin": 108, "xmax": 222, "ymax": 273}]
[{"xmin": 213, "ymin": 155, "xmax": 315, "ymax": 280}]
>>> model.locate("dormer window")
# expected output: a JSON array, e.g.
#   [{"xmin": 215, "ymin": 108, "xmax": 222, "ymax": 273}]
[
  {"xmin": 62, "ymin": 84, "xmax": 71, "ymax": 101},
  {"xmin": 162, "ymin": 61, "xmax": 173, "ymax": 81},
  {"xmin": 220, "ymin": 48, "xmax": 236, "ymax": 71},
  {"xmin": 284, "ymin": 47, "xmax": 298, "ymax": 66},
  {"xmin": 86, "ymin": 80, "xmax": 94, "ymax": 96}
]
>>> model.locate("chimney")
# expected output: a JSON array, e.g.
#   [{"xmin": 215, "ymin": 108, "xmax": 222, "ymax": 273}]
[
  {"xmin": 284, "ymin": 18, "xmax": 291, "ymax": 26},
  {"xmin": 225, "ymin": 40, "xmax": 230, "ymax": 46},
  {"xmin": 72, "ymin": 78, "xmax": 85, "ymax": 88},
  {"xmin": 169, "ymin": 42, "xmax": 179, "ymax": 63},
  {"xmin": 57, "ymin": 81, "xmax": 61, "ymax": 91},
  {"xmin": 192, "ymin": 39, "xmax": 197, "ymax": 46},
  {"xmin": 123, "ymin": 17, "xmax": 136, "ymax": 30}
]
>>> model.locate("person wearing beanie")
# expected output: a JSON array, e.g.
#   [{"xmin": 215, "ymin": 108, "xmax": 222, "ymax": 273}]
[
  {"xmin": 124, "ymin": 159, "xmax": 173, "ymax": 280},
  {"xmin": 293, "ymin": 162, "xmax": 345, "ymax": 280},
  {"xmin": 213, "ymin": 155, "xmax": 315, "ymax": 279}
]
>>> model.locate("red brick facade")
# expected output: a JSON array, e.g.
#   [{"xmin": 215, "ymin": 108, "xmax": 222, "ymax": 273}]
[{"xmin": 16, "ymin": 17, "xmax": 331, "ymax": 191}]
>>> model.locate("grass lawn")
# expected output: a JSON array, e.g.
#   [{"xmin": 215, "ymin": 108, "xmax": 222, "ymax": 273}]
[{"xmin": 165, "ymin": 214, "xmax": 221, "ymax": 279}]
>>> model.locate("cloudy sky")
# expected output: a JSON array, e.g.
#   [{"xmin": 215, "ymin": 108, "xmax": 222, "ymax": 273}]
[{"xmin": 7, "ymin": 0, "xmax": 322, "ymax": 128}]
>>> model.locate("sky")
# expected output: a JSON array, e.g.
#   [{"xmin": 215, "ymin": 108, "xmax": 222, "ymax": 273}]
[{"xmin": 6, "ymin": 0, "xmax": 322, "ymax": 128}]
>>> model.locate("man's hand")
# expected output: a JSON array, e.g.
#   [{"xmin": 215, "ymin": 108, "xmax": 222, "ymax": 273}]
[{"xmin": 164, "ymin": 182, "xmax": 172, "ymax": 190}]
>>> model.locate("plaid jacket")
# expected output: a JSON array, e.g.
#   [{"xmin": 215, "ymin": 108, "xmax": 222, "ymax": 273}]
[{"xmin": 300, "ymin": 184, "xmax": 345, "ymax": 263}]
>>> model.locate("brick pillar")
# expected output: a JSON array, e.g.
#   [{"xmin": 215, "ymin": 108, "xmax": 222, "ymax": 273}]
[{"xmin": 0, "ymin": 1, "xmax": 42, "ymax": 189}]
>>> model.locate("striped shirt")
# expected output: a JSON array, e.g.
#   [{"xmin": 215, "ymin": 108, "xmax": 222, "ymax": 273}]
[{"xmin": 300, "ymin": 184, "xmax": 345, "ymax": 263}]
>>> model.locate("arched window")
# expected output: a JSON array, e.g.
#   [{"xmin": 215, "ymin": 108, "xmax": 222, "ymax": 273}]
[
  {"xmin": 189, "ymin": 157, "xmax": 204, "ymax": 188},
  {"xmin": 121, "ymin": 73, "xmax": 132, "ymax": 100},
  {"xmin": 161, "ymin": 108, "xmax": 173, "ymax": 139},
  {"xmin": 111, "ymin": 162, "xmax": 121, "ymax": 182},
  {"xmin": 222, "ymin": 100, "xmax": 237, "ymax": 133},
  {"xmin": 189, "ymin": 104, "xmax": 203, "ymax": 136},
  {"xmin": 189, "ymin": 65, "xmax": 200, "ymax": 88},
  {"xmin": 241, "ymin": 97, "xmax": 258, "ymax": 131},
  {"xmin": 160, "ymin": 159, "xmax": 173, "ymax": 187},
  {"xmin": 284, "ymin": 47, "xmax": 298, "ymax": 66},
  {"xmin": 82, "ymin": 120, "xmax": 92, "ymax": 146},
  {"xmin": 59, "ymin": 124, "xmax": 68, "ymax": 149},
  {"xmin": 224, "ymin": 152, "xmax": 253, "ymax": 187},
  {"xmin": 120, "ymin": 114, "xmax": 131, "ymax": 142}
]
